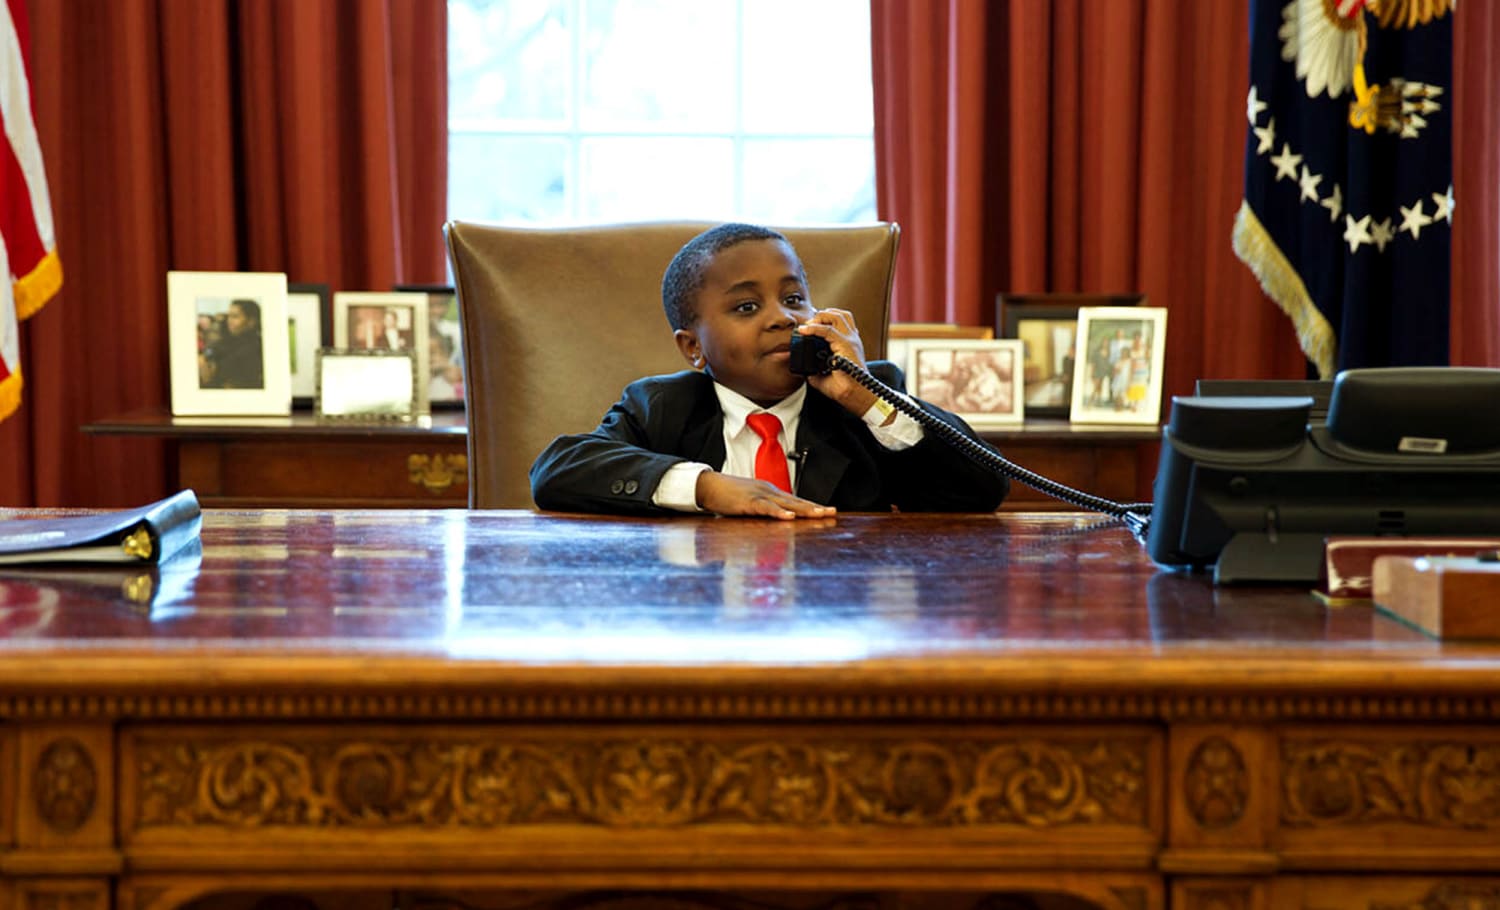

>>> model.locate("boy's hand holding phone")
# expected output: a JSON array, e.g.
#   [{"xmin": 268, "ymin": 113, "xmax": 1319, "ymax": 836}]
[{"xmin": 795, "ymin": 309, "xmax": 880, "ymax": 417}]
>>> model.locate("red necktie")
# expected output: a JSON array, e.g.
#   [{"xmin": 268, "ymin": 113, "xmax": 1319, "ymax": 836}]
[{"xmin": 745, "ymin": 412, "xmax": 792, "ymax": 493}]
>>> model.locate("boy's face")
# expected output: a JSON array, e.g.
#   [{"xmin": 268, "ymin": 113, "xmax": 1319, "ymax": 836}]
[{"xmin": 674, "ymin": 238, "xmax": 813, "ymax": 407}]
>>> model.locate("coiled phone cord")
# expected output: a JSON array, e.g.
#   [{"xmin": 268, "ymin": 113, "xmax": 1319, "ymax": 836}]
[{"xmin": 829, "ymin": 353, "xmax": 1155, "ymax": 541}]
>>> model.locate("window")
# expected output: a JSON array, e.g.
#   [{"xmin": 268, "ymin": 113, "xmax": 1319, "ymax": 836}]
[{"xmin": 447, "ymin": 0, "xmax": 876, "ymax": 226}]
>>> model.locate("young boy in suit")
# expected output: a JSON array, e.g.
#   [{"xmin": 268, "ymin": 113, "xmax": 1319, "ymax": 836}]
[{"xmin": 530, "ymin": 223, "xmax": 1010, "ymax": 518}]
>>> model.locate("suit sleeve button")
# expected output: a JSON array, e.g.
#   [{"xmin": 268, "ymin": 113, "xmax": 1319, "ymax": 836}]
[
  {"xmin": 610, "ymin": 479, "xmax": 625, "ymax": 494},
  {"xmin": 624, "ymin": 480, "xmax": 639, "ymax": 494}
]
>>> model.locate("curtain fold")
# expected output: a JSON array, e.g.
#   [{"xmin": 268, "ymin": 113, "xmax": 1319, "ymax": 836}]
[
  {"xmin": 873, "ymin": 0, "xmax": 1498, "ymax": 404},
  {"xmin": 1452, "ymin": 0, "xmax": 1500, "ymax": 367},
  {"xmin": 0, "ymin": 0, "xmax": 447, "ymax": 507}
]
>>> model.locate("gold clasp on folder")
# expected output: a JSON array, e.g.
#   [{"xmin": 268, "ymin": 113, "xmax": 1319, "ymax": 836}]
[{"xmin": 121, "ymin": 526, "xmax": 153, "ymax": 560}]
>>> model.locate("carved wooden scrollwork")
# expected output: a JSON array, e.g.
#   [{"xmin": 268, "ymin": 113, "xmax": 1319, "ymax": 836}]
[
  {"xmin": 1179, "ymin": 891, "xmax": 1249, "ymax": 910},
  {"xmin": 134, "ymin": 734, "xmax": 1149, "ymax": 831},
  {"xmin": 1283, "ymin": 740, "xmax": 1500, "ymax": 830},
  {"xmin": 408, "ymin": 454, "xmax": 468, "ymax": 494},
  {"xmin": 405, "ymin": 893, "xmax": 1100, "ymax": 910},
  {"xmin": 32, "ymin": 737, "xmax": 97, "ymax": 833},
  {"xmin": 1369, "ymin": 882, "xmax": 1500, "ymax": 910},
  {"xmin": 1106, "ymin": 886, "xmax": 1149, "ymax": 910},
  {"xmin": 22, "ymin": 888, "xmax": 102, "ymax": 910},
  {"xmin": 1184, "ymin": 736, "xmax": 1249, "ymax": 829}
]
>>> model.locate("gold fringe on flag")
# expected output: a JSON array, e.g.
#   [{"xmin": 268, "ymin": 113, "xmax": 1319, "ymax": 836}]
[
  {"xmin": 0, "ymin": 370, "xmax": 21, "ymax": 423},
  {"xmin": 1232, "ymin": 200, "xmax": 1337, "ymax": 379},
  {"xmin": 14, "ymin": 248, "xmax": 62, "ymax": 320}
]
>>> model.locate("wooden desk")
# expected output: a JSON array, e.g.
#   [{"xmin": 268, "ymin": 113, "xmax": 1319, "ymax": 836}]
[
  {"xmin": 83, "ymin": 411, "xmax": 1157, "ymax": 510},
  {"xmin": 1, "ymin": 510, "xmax": 1497, "ymax": 910}
]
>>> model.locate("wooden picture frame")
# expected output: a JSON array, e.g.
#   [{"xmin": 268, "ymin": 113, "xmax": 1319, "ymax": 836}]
[
  {"xmin": 885, "ymin": 323, "xmax": 993, "ymax": 378},
  {"xmin": 395, "ymin": 283, "xmax": 464, "ymax": 409},
  {"xmin": 286, "ymin": 283, "xmax": 329, "ymax": 407},
  {"xmin": 1069, "ymin": 306, "xmax": 1169, "ymax": 426},
  {"xmin": 168, "ymin": 271, "xmax": 291, "ymax": 416},
  {"xmin": 332, "ymin": 291, "xmax": 430, "ymax": 415},
  {"xmin": 315, "ymin": 348, "xmax": 421, "ymax": 421},
  {"xmin": 906, "ymin": 338, "xmax": 1026, "ymax": 428},
  {"xmin": 996, "ymin": 293, "xmax": 1144, "ymax": 418}
]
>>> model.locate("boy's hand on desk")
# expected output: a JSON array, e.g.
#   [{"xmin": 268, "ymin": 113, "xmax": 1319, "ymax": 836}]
[
  {"xmin": 797, "ymin": 309, "xmax": 878, "ymax": 417},
  {"xmin": 696, "ymin": 472, "xmax": 837, "ymax": 521}
]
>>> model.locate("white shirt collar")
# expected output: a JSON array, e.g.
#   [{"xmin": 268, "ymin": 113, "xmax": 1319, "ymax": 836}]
[{"xmin": 713, "ymin": 381, "xmax": 807, "ymax": 440}]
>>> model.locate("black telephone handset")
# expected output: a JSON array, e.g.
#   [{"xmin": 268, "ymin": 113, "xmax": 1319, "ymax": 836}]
[
  {"xmin": 788, "ymin": 332, "xmax": 833, "ymax": 376},
  {"xmin": 786, "ymin": 329, "xmax": 1151, "ymax": 534}
]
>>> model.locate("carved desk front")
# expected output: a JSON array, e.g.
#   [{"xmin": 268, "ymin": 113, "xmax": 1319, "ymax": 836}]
[{"xmin": 0, "ymin": 510, "xmax": 1497, "ymax": 910}]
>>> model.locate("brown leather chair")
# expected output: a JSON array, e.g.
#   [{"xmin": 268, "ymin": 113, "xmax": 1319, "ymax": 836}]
[{"xmin": 445, "ymin": 221, "xmax": 901, "ymax": 509}]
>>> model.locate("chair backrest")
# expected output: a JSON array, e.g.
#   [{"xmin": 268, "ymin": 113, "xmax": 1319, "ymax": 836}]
[{"xmin": 445, "ymin": 220, "xmax": 901, "ymax": 509}]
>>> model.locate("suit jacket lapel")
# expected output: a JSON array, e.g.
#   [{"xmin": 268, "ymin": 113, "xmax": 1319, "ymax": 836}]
[
  {"xmin": 793, "ymin": 393, "xmax": 852, "ymax": 503},
  {"xmin": 678, "ymin": 379, "xmax": 728, "ymax": 469}
]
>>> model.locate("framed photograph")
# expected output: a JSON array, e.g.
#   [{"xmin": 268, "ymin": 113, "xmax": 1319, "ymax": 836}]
[
  {"xmin": 906, "ymin": 338, "xmax": 1026, "ymax": 428},
  {"xmin": 168, "ymin": 271, "xmax": 291, "ymax": 416},
  {"xmin": 395, "ymin": 283, "xmax": 463, "ymax": 409},
  {"xmin": 286, "ymin": 283, "xmax": 329, "ymax": 407},
  {"xmin": 1069, "ymin": 306, "xmax": 1169, "ymax": 426},
  {"xmin": 315, "ymin": 348, "xmax": 420, "ymax": 421},
  {"xmin": 886, "ymin": 323, "xmax": 993, "ymax": 376},
  {"xmin": 996, "ymin": 293, "xmax": 1144, "ymax": 418},
  {"xmin": 332, "ymin": 291, "xmax": 430, "ymax": 414}
]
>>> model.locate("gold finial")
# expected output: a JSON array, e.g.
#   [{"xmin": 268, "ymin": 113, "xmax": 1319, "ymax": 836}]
[{"xmin": 121, "ymin": 526, "xmax": 153, "ymax": 560}]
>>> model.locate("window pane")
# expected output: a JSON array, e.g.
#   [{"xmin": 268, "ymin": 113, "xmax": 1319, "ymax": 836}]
[
  {"xmin": 449, "ymin": 0, "xmax": 570, "ymax": 125},
  {"xmin": 581, "ymin": 0, "xmax": 737, "ymax": 132},
  {"xmin": 580, "ymin": 137, "xmax": 735, "ymax": 221},
  {"xmin": 741, "ymin": 0, "xmax": 873, "ymax": 135},
  {"xmin": 741, "ymin": 139, "xmax": 876, "ymax": 223},
  {"xmin": 449, "ymin": 135, "xmax": 570, "ymax": 224},
  {"xmin": 448, "ymin": 0, "xmax": 876, "ymax": 226}
]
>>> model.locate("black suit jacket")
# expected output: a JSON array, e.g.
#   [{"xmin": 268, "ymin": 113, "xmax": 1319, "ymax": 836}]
[{"xmin": 530, "ymin": 362, "xmax": 1009, "ymax": 514}]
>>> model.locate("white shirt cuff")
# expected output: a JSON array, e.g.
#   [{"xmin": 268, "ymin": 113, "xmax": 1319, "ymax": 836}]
[
  {"xmin": 653, "ymin": 461, "xmax": 711, "ymax": 511},
  {"xmin": 862, "ymin": 396, "xmax": 924, "ymax": 450}
]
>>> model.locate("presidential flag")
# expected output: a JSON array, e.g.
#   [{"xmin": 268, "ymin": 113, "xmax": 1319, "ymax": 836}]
[
  {"xmin": 1233, "ymin": 0, "xmax": 1451, "ymax": 378},
  {"xmin": 0, "ymin": 0, "xmax": 62, "ymax": 424}
]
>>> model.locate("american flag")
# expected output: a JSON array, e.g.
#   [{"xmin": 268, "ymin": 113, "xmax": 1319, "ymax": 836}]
[{"xmin": 0, "ymin": 0, "xmax": 62, "ymax": 423}]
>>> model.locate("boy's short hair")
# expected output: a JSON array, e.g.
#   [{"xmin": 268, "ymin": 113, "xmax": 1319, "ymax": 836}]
[{"xmin": 661, "ymin": 223, "xmax": 802, "ymax": 331}]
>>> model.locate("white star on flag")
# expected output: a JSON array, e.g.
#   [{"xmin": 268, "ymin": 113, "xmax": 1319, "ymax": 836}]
[
  {"xmin": 1270, "ymin": 144, "xmax": 1302, "ymax": 182},
  {"xmin": 1399, "ymin": 200, "xmax": 1433, "ymax": 239},
  {"xmin": 1254, "ymin": 117, "xmax": 1276, "ymax": 154},
  {"xmin": 1343, "ymin": 214, "xmax": 1373, "ymax": 253},
  {"xmin": 1321, "ymin": 184, "xmax": 1343, "ymax": 222},
  {"xmin": 1431, "ymin": 185, "xmax": 1454, "ymax": 222},
  {"xmin": 1370, "ymin": 217, "xmax": 1395, "ymax": 253},
  {"xmin": 1298, "ymin": 166, "xmax": 1322, "ymax": 203},
  {"xmin": 1247, "ymin": 86, "xmax": 1267, "ymax": 124}
]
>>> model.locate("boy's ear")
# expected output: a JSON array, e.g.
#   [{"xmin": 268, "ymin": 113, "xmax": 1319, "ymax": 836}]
[{"xmin": 674, "ymin": 328, "xmax": 704, "ymax": 370}]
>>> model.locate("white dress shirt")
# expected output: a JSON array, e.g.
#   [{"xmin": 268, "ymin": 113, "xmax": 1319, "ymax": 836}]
[{"xmin": 653, "ymin": 380, "xmax": 924, "ymax": 511}]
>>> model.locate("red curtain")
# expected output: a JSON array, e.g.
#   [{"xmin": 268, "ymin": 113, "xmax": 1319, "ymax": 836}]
[
  {"xmin": 873, "ymin": 0, "xmax": 1499, "ymax": 398},
  {"xmin": 1452, "ymin": 0, "xmax": 1500, "ymax": 367},
  {"xmin": 0, "ymin": 0, "xmax": 447, "ymax": 507}
]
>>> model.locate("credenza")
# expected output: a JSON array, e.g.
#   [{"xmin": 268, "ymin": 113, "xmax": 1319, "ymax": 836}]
[
  {"xmin": 0, "ymin": 510, "xmax": 1497, "ymax": 910},
  {"xmin": 83, "ymin": 410, "xmax": 1158, "ymax": 510},
  {"xmin": 83, "ymin": 410, "xmax": 473, "ymax": 508}
]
